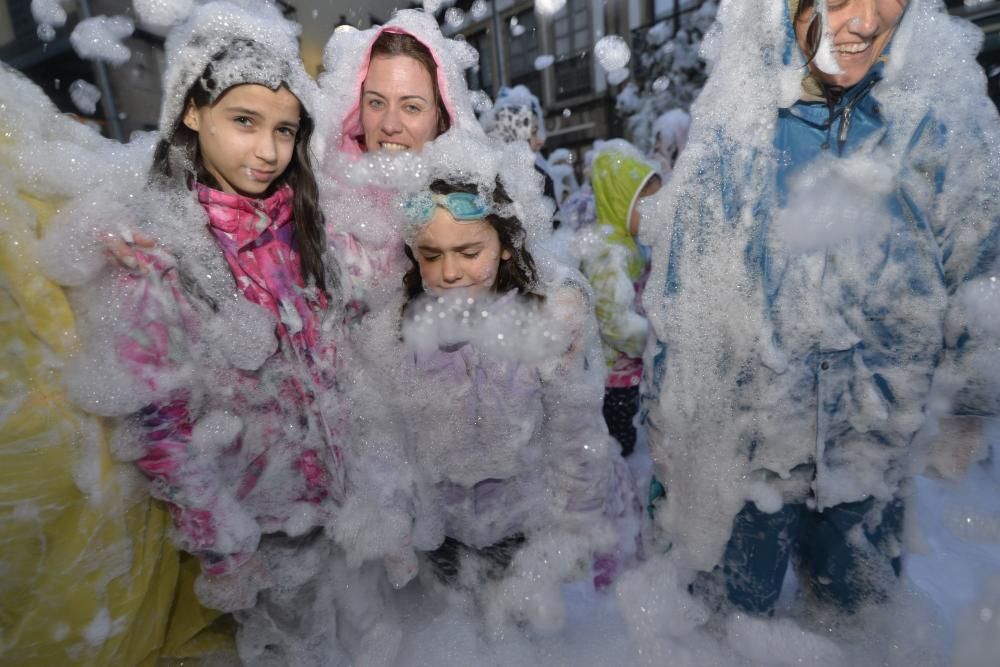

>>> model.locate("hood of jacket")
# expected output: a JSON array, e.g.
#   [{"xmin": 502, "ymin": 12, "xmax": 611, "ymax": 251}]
[
  {"xmin": 314, "ymin": 9, "xmax": 483, "ymax": 163},
  {"xmin": 591, "ymin": 145, "xmax": 657, "ymax": 281},
  {"xmin": 158, "ymin": 1, "xmax": 317, "ymax": 139}
]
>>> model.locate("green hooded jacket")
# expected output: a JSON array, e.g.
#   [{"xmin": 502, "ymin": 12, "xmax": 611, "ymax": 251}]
[{"xmin": 581, "ymin": 150, "xmax": 658, "ymax": 370}]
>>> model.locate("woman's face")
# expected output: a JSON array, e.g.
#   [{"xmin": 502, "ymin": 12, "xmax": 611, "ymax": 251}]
[
  {"xmin": 412, "ymin": 207, "xmax": 511, "ymax": 296},
  {"xmin": 361, "ymin": 54, "xmax": 441, "ymax": 153},
  {"xmin": 796, "ymin": 0, "xmax": 908, "ymax": 89}
]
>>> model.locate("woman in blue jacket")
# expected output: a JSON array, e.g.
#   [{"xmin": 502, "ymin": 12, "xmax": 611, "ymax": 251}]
[{"xmin": 641, "ymin": 0, "xmax": 1000, "ymax": 615}]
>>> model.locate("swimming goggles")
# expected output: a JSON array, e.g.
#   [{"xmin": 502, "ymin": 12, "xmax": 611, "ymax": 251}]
[{"xmin": 401, "ymin": 191, "xmax": 492, "ymax": 224}]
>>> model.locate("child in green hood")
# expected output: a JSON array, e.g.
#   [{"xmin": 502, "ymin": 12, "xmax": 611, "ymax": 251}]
[{"xmin": 580, "ymin": 142, "xmax": 661, "ymax": 457}]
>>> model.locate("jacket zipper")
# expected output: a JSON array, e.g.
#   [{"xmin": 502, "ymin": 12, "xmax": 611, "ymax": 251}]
[{"xmin": 837, "ymin": 77, "xmax": 879, "ymax": 151}]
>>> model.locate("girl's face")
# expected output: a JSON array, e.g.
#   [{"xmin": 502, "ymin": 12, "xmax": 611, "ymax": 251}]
[
  {"xmin": 796, "ymin": 0, "xmax": 907, "ymax": 89},
  {"xmin": 412, "ymin": 207, "xmax": 511, "ymax": 296},
  {"xmin": 361, "ymin": 54, "xmax": 441, "ymax": 153},
  {"xmin": 184, "ymin": 84, "xmax": 301, "ymax": 197}
]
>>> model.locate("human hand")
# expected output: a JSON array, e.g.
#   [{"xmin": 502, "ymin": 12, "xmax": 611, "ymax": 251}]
[
  {"xmin": 103, "ymin": 227, "xmax": 156, "ymax": 273},
  {"xmin": 195, "ymin": 551, "xmax": 271, "ymax": 612}
]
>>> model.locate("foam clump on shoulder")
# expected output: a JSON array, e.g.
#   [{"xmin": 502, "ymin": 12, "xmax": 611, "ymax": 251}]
[{"xmin": 0, "ymin": 67, "xmax": 154, "ymax": 202}]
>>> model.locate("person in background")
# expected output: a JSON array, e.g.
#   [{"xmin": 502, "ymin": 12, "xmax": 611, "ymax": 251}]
[
  {"xmin": 580, "ymin": 141, "xmax": 661, "ymax": 457},
  {"xmin": 648, "ymin": 108, "xmax": 691, "ymax": 181},
  {"xmin": 482, "ymin": 84, "xmax": 559, "ymax": 213},
  {"xmin": 546, "ymin": 147, "xmax": 581, "ymax": 206}
]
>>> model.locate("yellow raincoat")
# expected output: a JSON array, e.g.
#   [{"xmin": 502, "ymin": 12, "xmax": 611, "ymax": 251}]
[{"xmin": 0, "ymin": 66, "xmax": 230, "ymax": 666}]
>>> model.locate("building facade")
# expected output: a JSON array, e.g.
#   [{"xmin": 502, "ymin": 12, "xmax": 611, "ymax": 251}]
[
  {"xmin": 455, "ymin": 0, "xmax": 1000, "ymax": 161},
  {"xmin": 452, "ymin": 0, "xmax": 670, "ymax": 160},
  {"xmin": 0, "ymin": 0, "xmax": 296, "ymax": 140},
  {"xmin": 2, "ymin": 0, "xmax": 998, "ymax": 144}
]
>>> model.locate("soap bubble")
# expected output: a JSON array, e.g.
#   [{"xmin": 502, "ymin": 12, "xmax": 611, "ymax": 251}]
[{"xmin": 595, "ymin": 35, "xmax": 631, "ymax": 72}]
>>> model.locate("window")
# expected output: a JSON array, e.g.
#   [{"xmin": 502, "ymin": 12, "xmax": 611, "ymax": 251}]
[
  {"xmin": 552, "ymin": 0, "xmax": 592, "ymax": 100},
  {"xmin": 465, "ymin": 30, "xmax": 494, "ymax": 94},
  {"xmin": 507, "ymin": 8, "xmax": 542, "ymax": 99}
]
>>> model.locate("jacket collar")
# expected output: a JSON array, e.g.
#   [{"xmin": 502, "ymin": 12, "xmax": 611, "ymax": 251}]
[{"xmin": 196, "ymin": 183, "xmax": 295, "ymax": 245}]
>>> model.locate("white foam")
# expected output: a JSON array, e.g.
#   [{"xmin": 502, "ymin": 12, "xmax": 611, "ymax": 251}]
[
  {"xmin": 133, "ymin": 0, "xmax": 195, "ymax": 31},
  {"xmin": 68, "ymin": 79, "xmax": 101, "ymax": 115},
  {"xmin": 70, "ymin": 15, "xmax": 135, "ymax": 67},
  {"xmin": 595, "ymin": 35, "xmax": 631, "ymax": 72},
  {"xmin": 535, "ymin": 0, "xmax": 567, "ymax": 17},
  {"xmin": 444, "ymin": 7, "xmax": 465, "ymax": 29},
  {"xmin": 469, "ymin": 0, "xmax": 489, "ymax": 21},
  {"xmin": 30, "ymin": 0, "xmax": 66, "ymax": 28},
  {"xmin": 534, "ymin": 54, "xmax": 555, "ymax": 71}
]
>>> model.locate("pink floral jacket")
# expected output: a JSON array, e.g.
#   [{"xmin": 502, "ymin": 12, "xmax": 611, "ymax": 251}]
[{"xmin": 119, "ymin": 184, "xmax": 343, "ymax": 575}]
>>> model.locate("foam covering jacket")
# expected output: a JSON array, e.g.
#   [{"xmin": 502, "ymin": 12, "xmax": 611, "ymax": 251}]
[
  {"xmin": 396, "ymin": 276, "xmax": 636, "ymax": 559},
  {"xmin": 640, "ymin": 0, "xmax": 1000, "ymax": 571},
  {"xmin": 56, "ymin": 183, "xmax": 346, "ymax": 578}
]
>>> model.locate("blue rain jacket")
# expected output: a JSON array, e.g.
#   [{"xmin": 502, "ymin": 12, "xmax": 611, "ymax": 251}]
[{"xmin": 640, "ymin": 0, "xmax": 1000, "ymax": 569}]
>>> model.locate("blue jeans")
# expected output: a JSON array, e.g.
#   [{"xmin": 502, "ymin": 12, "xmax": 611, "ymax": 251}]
[{"xmin": 712, "ymin": 496, "xmax": 905, "ymax": 615}]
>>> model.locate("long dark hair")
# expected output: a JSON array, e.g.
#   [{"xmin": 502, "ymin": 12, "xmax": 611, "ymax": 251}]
[
  {"xmin": 369, "ymin": 31, "xmax": 451, "ymax": 137},
  {"xmin": 150, "ymin": 53, "xmax": 328, "ymax": 294},
  {"xmin": 794, "ymin": 0, "xmax": 823, "ymax": 66},
  {"xmin": 402, "ymin": 179, "xmax": 543, "ymax": 305}
]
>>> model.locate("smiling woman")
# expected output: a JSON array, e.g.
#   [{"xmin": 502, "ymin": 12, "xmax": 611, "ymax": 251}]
[
  {"xmin": 317, "ymin": 9, "xmax": 482, "ymax": 159},
  {"xmin": 641, "ymin": 0, "xmax": 1000, "ymax": 621},
  {"xmin": 793, "ymin": 0, "xmax": 908, "ymax": 89}
]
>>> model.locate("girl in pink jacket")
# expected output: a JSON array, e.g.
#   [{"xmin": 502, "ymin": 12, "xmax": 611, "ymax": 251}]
[{"xmin": 42, "ymin": 4, "xmax": 395, "ymax": 665}]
